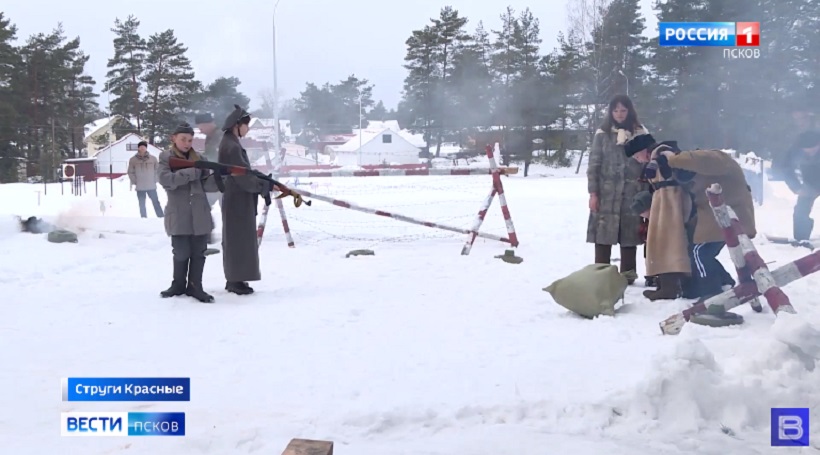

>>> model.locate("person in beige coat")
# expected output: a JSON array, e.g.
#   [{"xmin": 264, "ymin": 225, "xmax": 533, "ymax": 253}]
[
  {"xmin": 156, "ymin": 123, "xmax": 223, "ymax": 303},
  {"xmin": 627, "ymin": 133, "xmax": 754, "ymax": 301},
  {"xmin": 625, "ymin": 134, "xmax": 694, "ymax": 300},
  {"xmin": 127, "ymin": 141, "xmax": 164, "ymax": 218}
]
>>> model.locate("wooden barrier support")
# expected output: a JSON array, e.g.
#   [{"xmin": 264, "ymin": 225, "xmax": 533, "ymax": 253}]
[{"xmin": 281, "ymin": 438, "xmax": 334, "ymax": 455}]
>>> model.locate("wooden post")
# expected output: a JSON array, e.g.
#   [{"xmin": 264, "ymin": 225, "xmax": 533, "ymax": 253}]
[{"xmin": 281, "ymin": 438, "xmax": 333, "ymax": 455}]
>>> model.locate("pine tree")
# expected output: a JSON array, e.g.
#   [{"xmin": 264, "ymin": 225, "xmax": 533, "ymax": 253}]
[
  {"xmin": 647, "ymin": 0, "xmax": 710, "ymax": 148},
  {"xmin": 589, "ymin": 0, "xmax": 650, "ymax": 108},
  {"xmin": 65, "ymin": 50, "xmax": 99, "ymax": 157},
  {"xmin": 141, "ymin": 29, "xmax": 201, "ymax": 145},
  {"xmin": 193, "ymin": 76, "xmax": 251, "ymax": 126},
  {"xmin": 450, "ymin": 21, "xmax": 495, "ymax": 132},
  {"xmin": 16, "ymin": 25, "xmax": 96, "ymax": 174},
  {"xmin": 0, "ymin": 13, "xmax": 23, "ymax": 181},
  {"xmin": 367, "ymin": 101, "xmax": 388, "ymax": 121},
  {"xmin": 429, "ymin": 6, "xmax": 470, "ymax": 155},
  {"xmin": 401, "ymin": 25, "xmax": 439, "ymax": 145},
  {"xmin": 491, "ymin": 6, "xmax": 519, "ymax": 131},
  {"xmin": 105, "ymin": 15, "xmax": 146, "ymax": 133}
]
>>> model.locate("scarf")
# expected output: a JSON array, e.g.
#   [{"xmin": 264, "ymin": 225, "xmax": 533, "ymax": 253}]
[
  {"xmin": 171, "ymin": 144, "xmax": 200, "ymax": 161},
  {"xmin": 614, "ymin": 124, "xmax": 649, "ymax": 146}
]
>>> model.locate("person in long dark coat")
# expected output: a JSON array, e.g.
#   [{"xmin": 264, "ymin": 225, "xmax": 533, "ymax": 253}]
[{"xmin": 218, "ymin": 105, "xmax": 272, "ymax": 295}]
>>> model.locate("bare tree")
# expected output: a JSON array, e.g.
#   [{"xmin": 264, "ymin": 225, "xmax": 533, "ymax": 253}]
[{"xmin": 566, "ymin": 0, "xmax": 612, "ymax": 173}]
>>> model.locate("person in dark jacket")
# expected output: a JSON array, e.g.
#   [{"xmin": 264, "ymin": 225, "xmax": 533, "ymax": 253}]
[
  {"xmin": 195, "ymin": 112, "xmax": 222, "ymax": 256},
  {"xmin": 156, "ymin": 123, "xmax": 223, "ymax": 303},
  {"xmin": 218, "ymin": 105, "xmax": 273, "ymax": 295},
  {"xmin": 780, "ymin": 130, "xmax": 820, "ymax": 240}
]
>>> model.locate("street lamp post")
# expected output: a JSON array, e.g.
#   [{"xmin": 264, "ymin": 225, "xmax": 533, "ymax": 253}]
[
  {"xmin": 358, "ymin": 94, "xmax": 363, "ymax": 165},
  {"xmin": 618, "ymin": 69, "xmax": 628, "ymax": 96},
  {"xmin": 272, "ymin": 0, "xmax": 282, "ymax": 168}
]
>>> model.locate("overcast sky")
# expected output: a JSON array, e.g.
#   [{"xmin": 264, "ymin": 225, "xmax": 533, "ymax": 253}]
[{"xmin": 3, "ymin": 0, "xmax": 656, "ymax": 113}]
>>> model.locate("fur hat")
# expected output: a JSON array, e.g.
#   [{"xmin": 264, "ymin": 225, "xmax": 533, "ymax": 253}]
[
  {"xmin": 194, "ymin": 112, "xmax": 214, "ymax": 124},
  {"xmin": 173, "ymin": 122, "xmax": 195, "ymax": 135},
  {"xmin": 222, "ymin": 104, "xmax": 251, "ymax": 132},
  {"xmin": 795, "ymin": 130, "xmax": 820, "ymax": 149},
  {"xmin": 624, "ymin": 133, "xmax": 656, "ymax": 157}
]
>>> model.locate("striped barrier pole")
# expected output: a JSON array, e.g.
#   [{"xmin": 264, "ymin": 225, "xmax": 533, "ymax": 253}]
[
  {"xmin": 660, "ymin": 250, "xmax": 818, "ymax": 334},
  {"xmin": 460, "ymin": 142, "xmax": 520, "ymax": 254},
  {"xmin": 705, "ymin": 184, "xmax": 763, "ymax": 313},
  {"xmin": 461, "ymin": 187, "xmax": 497, "ymax": 255},
  {"xmin": 257, "ymin": 147, "xmax": 295, "ymax": 248},
  {"xmin": 489, "ymin": 143, "xmax": 519, "ymax": 248},
  {"xmin": 706, "ymin": 183, "xmax": 794, "ymax": 314},
  {"xmin": 290, "ymin": 187, "xmax": 513, "ymax": 244},
  {"xmin": 660, "ymin": 183, "xmax": 804, "ymax": 335},
  {"xmin": 276, "ymin": 167, "xmax": 518, "ymax": 178}
]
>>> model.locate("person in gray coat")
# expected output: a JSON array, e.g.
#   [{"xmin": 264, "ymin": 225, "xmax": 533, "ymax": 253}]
[
  {"xmin": 157, "ymin": 123, "xmax": 224, "ymax": 303},
  {"xmin": 218, "ymin": 105, "xmax": 273, "ymax": 295},
  {"xmin": 127, "ymin": 141, "xmax": 164, "ymax": 218}
]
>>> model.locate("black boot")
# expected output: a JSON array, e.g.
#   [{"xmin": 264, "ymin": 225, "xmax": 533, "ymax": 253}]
[
  {"xmin": 642, "ymin": 273, "xmax": 683, "ymax": 301},
  {"xmin": 620, "ymin": 246, "xmax": 638, "ymax": 284},
  {"xmin": 160, "ymin": 259, "xmax": 189, "ymax": 298},
  {"xmin": 185, "ymin": 257, "xmax": 214, "ymax": 303},
  {"xmin": 226, "ymin": 281, "xmax": 253, "ymax": 295},
  {"xmin": 594, "ymin": 244, "xmax": 612, "ymax": 264}
]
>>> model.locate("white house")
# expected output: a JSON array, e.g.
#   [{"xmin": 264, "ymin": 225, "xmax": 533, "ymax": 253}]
[
  {"xmin": 353, "ymin": 120, "xmax": 427, "ymax": 149},
  {"xmin": 83, "ymin": 115, "xmax": 123, "ymax": 157},
  {"xmin": 246, "ymin": 118, "xmax": 293, "ymax": 143},
  {"xmin": 92, "ymin": 133, "xmax": 160, "ymax": 175},
  {"xmin": 331, "ymin": 127, "xmax": 420, "ymax": 166}
]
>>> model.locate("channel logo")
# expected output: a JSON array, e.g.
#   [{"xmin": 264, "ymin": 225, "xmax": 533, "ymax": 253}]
[
  {"xmin": 659, "ymin": 22, "xmax": 760, "ymax": 47},
  {"xmin": 61, "ymin": 412, "xmax": 185, "ymax": 436}
]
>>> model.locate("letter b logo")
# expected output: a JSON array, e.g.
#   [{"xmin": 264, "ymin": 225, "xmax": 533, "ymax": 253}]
[{"xmin": 771, "ymin": 408, "xmax": 809, "ymax": 446}]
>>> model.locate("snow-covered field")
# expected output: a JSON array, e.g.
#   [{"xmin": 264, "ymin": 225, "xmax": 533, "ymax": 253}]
[{"xmin": 1, "ymin": 160, "xmax": 819, "ymax": 454}]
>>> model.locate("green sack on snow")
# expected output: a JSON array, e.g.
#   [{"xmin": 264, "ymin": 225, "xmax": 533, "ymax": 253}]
[
  {"xmin": 543, "ymin": 264, "xmax": 627, "ymax": 318},
  {"xmin": 47, "ymin": 229, "xmax": 78, "ymax": 244}
]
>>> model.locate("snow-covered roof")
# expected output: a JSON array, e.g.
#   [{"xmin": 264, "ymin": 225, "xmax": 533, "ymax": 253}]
[
  {"xmin": 83, "ymin": 117, "xmax": 115, "ymax": 140},
  {"xmin": 333, "ymin": 127, "xmax": 417, "ymax": 152},
  {"xmin": 90, "ymin": 133, "xmax": 159, "ymax": 157},
  {"xmin": 366, "ymin": 120, "xmax": 401, "ymax": 131},
  {"xmin": 248, "ymin": 118, "xmax": 292, "ymax": 138},
  {"xmin": 351, "ymin": 120, "xmax": 426, "ymax": 148}
]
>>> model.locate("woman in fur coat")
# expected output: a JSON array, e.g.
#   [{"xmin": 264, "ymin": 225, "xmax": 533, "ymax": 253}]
[{"xmin": 586, "ymin": 94, "xmax": 650, "ymax": 283}]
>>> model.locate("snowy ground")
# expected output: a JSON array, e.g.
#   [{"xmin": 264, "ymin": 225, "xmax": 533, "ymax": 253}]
[{"xmin": 1, "ymin": 160, "xmax": 819, "ymax": 454}]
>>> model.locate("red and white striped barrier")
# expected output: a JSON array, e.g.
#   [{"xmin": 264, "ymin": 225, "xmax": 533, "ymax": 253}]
[
  {"xmin": 705, "ymin": 183, "xmax": 794, "ymax": 314},
  {"xmin": 288, "ymin": 187, "xmax": 515, "ymax": 244},
  {"xmin": 705, "ymin": 184, "xmax": 763, "ymax": 312},
  {"xmin": 258, "ymin": 143, "xmax": 519, "ymax": 253},
  {"xmin": 461, "ymin": 143, "xmax": 519, "ymax": 254},
  {"xmin": 659, "ymin": 183, "xmax": 803, "ymax": 335},
  {"xmin": 257, "ymin": 147, "xmax": 295, "ymax": 248},
  {"xmin": 275, "ymin": 167, "xmax": 518, "ymax": 178}
]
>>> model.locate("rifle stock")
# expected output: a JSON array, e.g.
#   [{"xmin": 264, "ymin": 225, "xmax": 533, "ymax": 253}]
[{"xmin": 167, "ymin": 157, "xmax": 310, "ymax": 207}]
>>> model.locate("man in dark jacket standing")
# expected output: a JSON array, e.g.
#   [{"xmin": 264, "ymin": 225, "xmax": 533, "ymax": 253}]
[
  {"xmin": 218, "ymin": 105, "xmax": 272, "ymax": 295},
  {"xmin": 196, "ymin": 112, "xmax": 223, "ymax": 255},
  {"xmin": 195, "ymin": 112, "xmax": 221, "ymax": 161},
  {"xmin": 780, "ymin": 130, "xmax": 820, "ymax": 240}
]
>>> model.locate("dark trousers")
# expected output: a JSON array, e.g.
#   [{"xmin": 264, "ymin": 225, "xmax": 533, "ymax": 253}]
[
  {"xmin": 793, "ymin": 194, "xmax": 818, "ymax": 240},
  {"xmin": 172, "ymin": 235, "xmax": 208, "ymax": 261},
  {"xmin": 688, "ymin": 241, "xmax": 734, "ymax": 298},
  {"xmin": 137, "ymin": 190, "xmax": 164, "ymax": 218}
]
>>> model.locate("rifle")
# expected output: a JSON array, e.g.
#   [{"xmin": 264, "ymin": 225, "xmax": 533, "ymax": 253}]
[{"xmin": 168, "ymin": 157, "xmax": 310, "ymax": 207}]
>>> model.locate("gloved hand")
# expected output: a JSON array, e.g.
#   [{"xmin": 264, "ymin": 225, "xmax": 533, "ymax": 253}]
[{"xmin": 655, "ymin": 154, "xmax": 672, "ymax": 179}]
